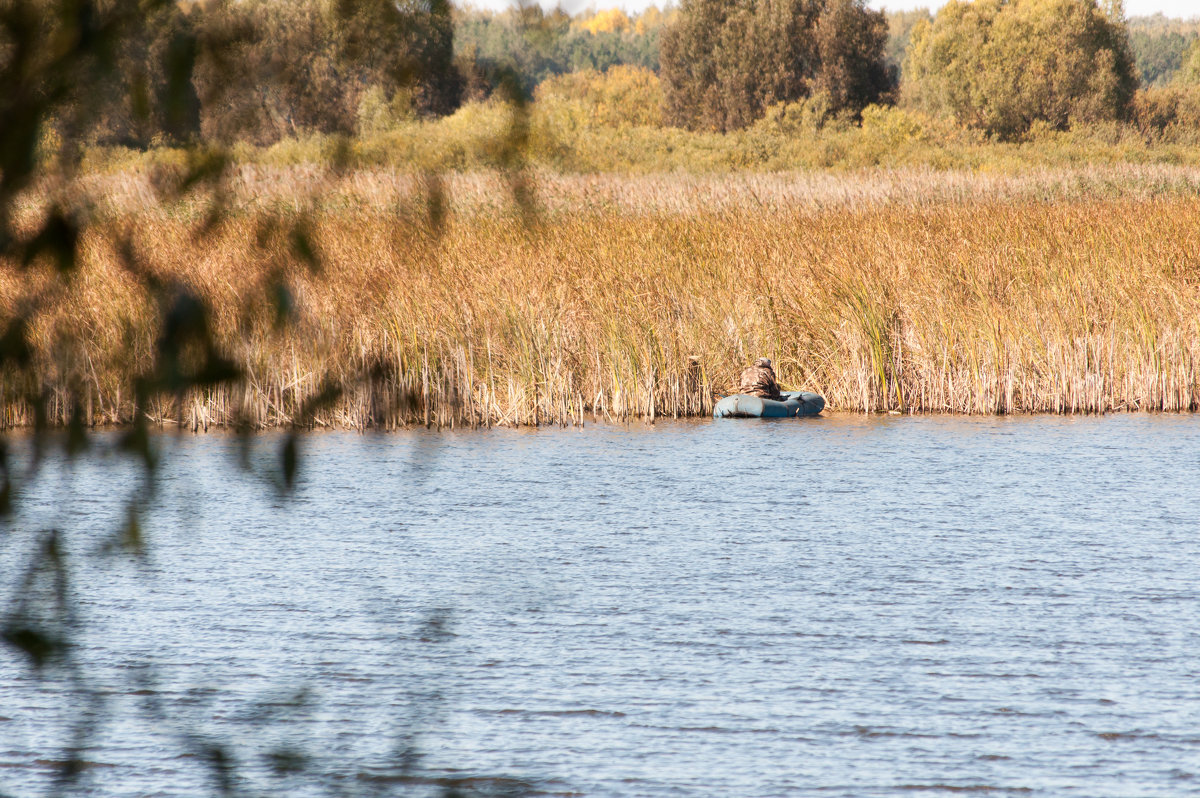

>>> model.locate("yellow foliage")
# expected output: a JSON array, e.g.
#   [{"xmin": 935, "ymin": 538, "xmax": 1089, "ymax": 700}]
[
  {"xmin": 1179, "ymin": 38, "xmax": 1200, "ymax": 85},
  {"xmin": 578, "ymin": 8, "xmax": 631, "ymax": 34},
  {"xmin": 753, "ymin": 95, "xmax": 843, "ymax": 137},
  {"xmin": 534, "ymin": 66, "xmax": 663, "ymax": 129},
  {"xmin": 904, "ymin": 0, "xmax": 1137, "ymax": 138},
  {"xmin": 633, "ymin": 6, "xmax": 676, "ymax": 35},
  {"xmin": 859, "ymin": 105, "xmax": 966, "ymax": 146},
  {"xmin": 356, "ymin": 85, "xmax": 415, "ymax": 136}
]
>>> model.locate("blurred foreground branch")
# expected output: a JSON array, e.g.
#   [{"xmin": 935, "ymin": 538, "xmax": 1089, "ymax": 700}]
[{"xmin": 1, "ymin": 1, "xmax": 536, "ymax": 795}]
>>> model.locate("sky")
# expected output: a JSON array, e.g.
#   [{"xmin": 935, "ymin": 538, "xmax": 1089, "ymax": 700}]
[
  {"xmin": 476, "ymin": 0, "xmax": 1199, "ymax": 17},
  {"xmin": 866, "ymin": 0, "xmax": 1195, "ymax": 13}
]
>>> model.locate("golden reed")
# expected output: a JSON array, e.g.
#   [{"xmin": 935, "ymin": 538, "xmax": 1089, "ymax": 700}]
[{"xmin": 4, "ymin": 173, "xmax": 1200, "ymax": 427}]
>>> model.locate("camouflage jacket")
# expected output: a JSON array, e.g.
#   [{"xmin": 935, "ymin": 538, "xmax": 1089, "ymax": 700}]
[{"xmin": 738, "ymin": 362, "xmax": 782, "ymax": 400}]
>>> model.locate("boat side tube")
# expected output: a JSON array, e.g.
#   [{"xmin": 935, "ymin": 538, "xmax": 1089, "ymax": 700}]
[{"xmin": 713, "ymin": 391, "xmax": 825, "ymax": 418}]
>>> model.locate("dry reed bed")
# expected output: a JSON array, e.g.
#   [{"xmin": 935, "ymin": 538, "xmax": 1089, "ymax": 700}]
[
  {"xmin": 61, "ymin": 162, "xmax": 1200, "ymax": 219},
  {"xmin": 3, "ymin": 191, "xmax": 1200, "ymax": 427}
]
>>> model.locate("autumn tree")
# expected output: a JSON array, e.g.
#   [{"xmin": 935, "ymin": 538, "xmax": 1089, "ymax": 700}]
[
  {"xmin": 903, "ymin": 0, "xmax": 1138, "ymax": 138},
  {"xmin": 660, "ymin": 0, "xmax": 889, "ymax": 132},
  {"xmin": 336, "ymin": 0, "xmax": 460, "ymax": 117},
  {"xmin": 107, "ymin": 3, "xmax": 202, "ymax": 146},
  {"xmin": 813, "ymin": 0, "xmax": 894, "ymax": 113},
  {"xmin": 194, "ymin": 0, "xmax": 460, "ymax": 144},
  {"xmin": 453, "ymin": 6, "xmax": 667, "ymax": 95},
  {"xmin": 19, "ymin": 0, "xmax": 201, "ymax": 147}
]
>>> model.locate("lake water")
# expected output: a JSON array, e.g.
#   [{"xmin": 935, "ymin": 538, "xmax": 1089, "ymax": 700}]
[{"xmin": 3, "ymin": 414, "xmax": 1200, "ymax": 797}]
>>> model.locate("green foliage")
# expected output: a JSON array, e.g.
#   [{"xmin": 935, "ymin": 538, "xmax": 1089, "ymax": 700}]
[
  {"xmin": 452, "ymin": 5, "xmax": 669, "ymax": 96},
  {"xmin": 1179, "ymin": 38, "xmax": 1200, "ymax": 84},
  {"xmin": 73, "ymin": 89, "xmax": 1200, "ymax": 177},
  {"xmin": 1129, "ymin": 32, "xmax": 1196, "ymax": 85},
  {"xmin": 1127, "ymin": 14, "xmax": 1200, "ymax": 85},
  {"xmin": 357, "ymin": 85, "xmax": 416, "ymax": 135},
  {"xmin": 904, "ymin": 0, "xmax": 1139, "ymax": 139},
  {"xmin": 885, "ymin": 9, "xmax": 934, "ymax": 81},
  {"xmin": 660, "ymin": 0, "xmax": 890, "ymax": 132},
  {"xmin": 753, "ymin": 94, "xmax": 848, "ymax": 136}
]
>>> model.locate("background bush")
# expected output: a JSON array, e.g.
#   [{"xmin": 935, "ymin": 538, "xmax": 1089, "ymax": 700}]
[
  {"xmin": 659, "ymin": 0, "xmax": 890, "ymax": 132},
  {"xmin": 535, "ymin": 66, "xmax": 664, "ymax": 129},
  {"xmin": 31, "ymin": 0, "xmax": 1200, "ymax": 171},
  {"xmin": 903, "ymin": 0, "xmax": 1138, "ymax": 139}
]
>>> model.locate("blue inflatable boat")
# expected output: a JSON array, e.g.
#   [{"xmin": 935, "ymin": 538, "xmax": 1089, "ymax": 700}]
[{"xmin": 713, "ymin": 391, "xmax": 825, "ymax": 418}]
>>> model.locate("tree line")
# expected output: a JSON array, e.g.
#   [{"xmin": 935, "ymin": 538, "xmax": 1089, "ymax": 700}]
[
  {"xmin": 1128, "ymin": 14, "xmax": 1200, "ymax": 85},
  {"xmin": 456, "ymin": 5, "xmax": 672, "ymax": 95},
  {"xmin": 52, "ymin": 0, "xmax": 676, "ymax": 148},
  {"xmin": 60, "ymin": 0, "xmax": 462, "ymax": 147},
  {"xmin": 47, "ymin": 0, "xmax": 1200, "ymax": 149}
]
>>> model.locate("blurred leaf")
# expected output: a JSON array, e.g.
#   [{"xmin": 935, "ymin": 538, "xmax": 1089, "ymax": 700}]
[
  {"xmin": 65, "ymin": 400, "xmax": 89, "ymax": 457},
  {"xmin": 161, "ymin": 290, "xmax": 207, "ymax": 343},
  {"xmin": 280, "ymin": 433, "xmax": 297, "ymax": 491},
  {"xmin": 32, "ymin": 389, "xmax": 49, "ymax": 439},
  {"xmin": 129, "ymin": 67, "xmax": 151, "ymax": 124},
  {"xmin": 424, "ymin": 171, "xmax": 447, "ymax": 237},
  {"xmin": 202, "ymin": 743, "xmax": 236, "ymax": 797},
  {"xmin": 418, "ymin": 610, "xmax": 454, "ymax": 643},
  {"xmin": 0, "ymin": 107, "xmax": 39, "ymax": 199},
  {"xmin": 269, "ymin": 277, "xmax": 295, "ymax": 329},
  {"xmin": 157, "ymin": 289, "xmax": 241, "ymax": 392},
  {"xmin": 22, "ymin": 208, "xmax": 80, "ymax": 274},
  {"xmin": 113, "ymin": 231, "xmax": 163, "ymax": 292},
  {"xmin": 265, "ymin": 747, "xmax": 308, "ymax": 775},
  {"xmin": 0, "ymin": 318, "xmax": 33, "ymax": 369},
  {"xmin": 56, "ymin": 754, "xmax": 85, "ymax": 784},
  {"xmin": 298, "ymin": 378, "xmax": 343, "ymax": 422},
  {"xmin": 99, "ymin": 502, "xmax": 145, "ymax": 558},
  {"xmin": 509, "ymin": 171, "xmax": 538, "ymax": 231},
  {"xmin": 0, "ymin": 625, "xmax": 64, "ymax": 669},
  {"xmin": 289, "ymin": 220, "xmax": 321, "ymax": 274},
  {"xmin": 328, "ymin": 134, "xmax": 353, "ymax": 173},
  {"xmin": 254, "ymin": 215, "xmax": 281, "ymax": 252},
  {"xmin": 178, "ymin": 146, "xmax": 229, "ymax": 194},
  {"xmin": 163, "ymin": 27, "xmax": 199, "ymax": 139},
  {"xmin": 192, "ymin": 353, "xmax": 241, "ymax": 388},
  {"xmin": 3, "ymin": 531, "xmax": 70, "ymax": 669},
  {"xmin": 0, "ymin": 440, "xmax": 11, "ymax": 517},
  {"xmin": 0, "ymin": 475, "xmax": 12, "ymax": 518},
  {"xmin": 120, "ymin": 413, "xmax": 157, "ymax": 471}
]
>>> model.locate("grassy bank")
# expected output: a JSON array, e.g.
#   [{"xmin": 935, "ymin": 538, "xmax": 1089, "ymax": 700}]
[
  {"xmin": 4, "ymin": 168, "xmax": 1200, "ymax": 427},
  {"xmin": 73, "ymin": 92, "xmax": 1200, "ymax": 177}
]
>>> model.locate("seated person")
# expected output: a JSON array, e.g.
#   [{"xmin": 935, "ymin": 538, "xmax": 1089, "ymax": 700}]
[{"xmin": 739, "ymin": 357, "xmax": 783, "ymax": 400}]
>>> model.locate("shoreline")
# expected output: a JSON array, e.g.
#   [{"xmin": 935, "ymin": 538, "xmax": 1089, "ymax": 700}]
[{"xmin": 4, "ymin": 404, "xmax": 1199, "ymax": 436}]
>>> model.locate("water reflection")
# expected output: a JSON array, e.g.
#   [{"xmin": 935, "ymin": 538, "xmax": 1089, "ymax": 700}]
[{"xmin": 3, "ymin": 414, "xmax": 1200, "ymax": 796}]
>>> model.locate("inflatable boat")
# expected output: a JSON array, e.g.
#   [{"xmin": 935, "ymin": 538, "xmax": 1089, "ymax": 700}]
[{"xmin": 713, "ymin": 391, "xmax": 825, "ymax": 419}]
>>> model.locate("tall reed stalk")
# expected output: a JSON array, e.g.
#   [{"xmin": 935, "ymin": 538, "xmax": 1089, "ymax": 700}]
[{"xmin": 4, "ymin": 176, "xmax": 1199, "ymax": 427}]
